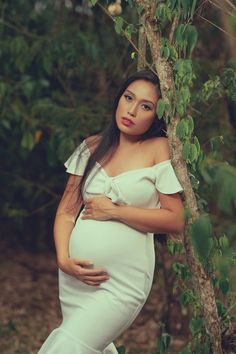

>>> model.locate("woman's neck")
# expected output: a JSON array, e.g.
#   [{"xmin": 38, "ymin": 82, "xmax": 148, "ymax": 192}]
[{"xmin": 118, "ymin": 132, "xmax": 141, "ymax": 147}]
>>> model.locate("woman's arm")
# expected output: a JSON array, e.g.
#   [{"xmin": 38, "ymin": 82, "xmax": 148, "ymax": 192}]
[
  {"xmin": 54, "ymin": 174, "xmax": 83, "ymax": 266},
  {"xmin": 82, "ymin": 193, "xmax": 185, "ymax": 234},
  {"xmin": 112, "ymin": 194, "xmax": 185, "ymax": 234}
]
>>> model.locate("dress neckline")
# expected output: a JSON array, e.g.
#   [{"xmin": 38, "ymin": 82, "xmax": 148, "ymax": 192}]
[{"xmin": 83, "ymin": 140, "xmax": 171, "ymax": 179}]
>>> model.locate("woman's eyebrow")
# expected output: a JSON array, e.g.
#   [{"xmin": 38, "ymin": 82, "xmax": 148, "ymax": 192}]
[{"xmin": 125, "ymin": 89, "xmax": 154, "ymax": 106}]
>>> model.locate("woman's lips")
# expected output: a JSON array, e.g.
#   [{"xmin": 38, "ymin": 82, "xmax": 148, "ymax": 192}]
[{"xmin": 122, "ymin": 117, "xmax": 135, "ymax": 127}]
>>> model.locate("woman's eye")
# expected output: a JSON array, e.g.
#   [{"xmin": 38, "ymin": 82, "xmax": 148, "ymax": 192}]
[
  {"xmin": 124, "ymin": 94, "xmax": 132, "ymax": 101},
  {"xmin": 142, "ymin": 104, "xmax": 151, "ymax": 111}
]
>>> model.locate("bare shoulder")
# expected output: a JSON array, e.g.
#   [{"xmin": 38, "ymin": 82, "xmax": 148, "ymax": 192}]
[{"xmin": 146, "ymin": 137, "xmax": 170, "ymax": 164}]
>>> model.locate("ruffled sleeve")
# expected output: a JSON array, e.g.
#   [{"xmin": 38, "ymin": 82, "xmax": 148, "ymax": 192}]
[
  {"xmin": 64, "ymin": 140, "xmax": 90, "ymax": 176},
  {"xmin": 154, "ymin": 159, "xmax": 184, "ymax": 194}
]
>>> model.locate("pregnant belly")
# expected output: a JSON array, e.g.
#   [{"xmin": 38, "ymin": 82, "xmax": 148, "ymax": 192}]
[{"xmin": 69, "ymin": 216, "xmax": 148, "ymax": 269}]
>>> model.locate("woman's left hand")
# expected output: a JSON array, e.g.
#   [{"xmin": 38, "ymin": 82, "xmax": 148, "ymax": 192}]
[{"xmin": 81, "ymin": 196, "xmax": 118, "ymax": 221}]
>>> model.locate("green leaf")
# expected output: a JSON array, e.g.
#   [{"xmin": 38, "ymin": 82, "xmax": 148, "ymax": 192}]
[
  {"xmin": 190, "ymin": 214, "xmax": 213, "ymax": 263},
  {"xmin": 210, "ymin": 135, "xmax": 224, "ymax": 155},
  {"xmin": 167, "ymin": 239, "xmax": 175, "ymax": 255},
  {"xmin": 189, "ymin": 143, "xmax": 198, "ymax": 162},
  {"xmin": 8, "ymin": 320, "xmax": 17, "ymax": 332},
  {"xmin": 179, "ymin": 289, "xmax": 195, "ymax": 306},
  {"xmin": 172, "ymin": 262, "xmax": 190, "ymax": 280},
  {"xmin": 90, "ymin": 0, "xmax": 98, "ymax": 5},
  {"xmin": 185, "ymin": 25, "xmax": 198, "ymax": 56},
  {"xmin": 156, "ymin": 99, "xmax": 165, "ymax": 119},
  {"xmin": 137, "ymin": 4, "xmax": 145, "ymax": 15},
  {"xmin": 219, "ymin": 234, "xmax": 229, "ymax": 250},
  {"xmin": 181, "ymin": 86, "xmax": 191, "ymax": 105},
  {"xmin": 182, "ymin": 141, "xmax": 190, "ymax": 161},
  {"xmin": 174, "ymin": 59, "xmax": 194, "ymax": 86},
  {"xmin": 130, "ymin": 51, "xmax": 136, "ymax": 60},
  {"xmin": 42, "ymin": 54, "xmax": 53, "ymax": 75},
  {"xmin": 126, "ymin": 24, "xmax": 137, "ymax": 34},
  {"xmin": 219, "ymin": 278, "xmax": 229, "ymax": 295},
  {"xmin": 176, "ymin": 119, "xmax": 189, "ymax": 140},
  {"xmin": 21, "ymin": 132, "xmax": 35, "ymax": 151},
  {"xmin": 169, "ymin": 45, "xmax": 178, "ymax": 61},
  {"xmin": 181, "ymin": 0, "xmax": 191, "ymax": 19},
  {"xmin": 176, "ymin": 102, "xmax": 185, "ymax": 116},
  {"xmin": 127, "ymin": 0, "xmax": 133, "ymax": 8},
  {"xmin": 193, "ymin": 136, "xmax": 200, "ymax": 154},
  {"xmin": 114, "ymin": 17, "xmax": 124, "ymax": 34},
  {"xmin": 174, "ymin": 24, "xmax": 186, "ymax": 49},
  {"xmin": 170, "ymin": 0, "xmax": 177, "ymax": 11},
  {"xmin": 216, "ymin": 300, "xmax": 227, "ymax": 318},
  {"xmin": 0, "ymin": 82, "xmax": 7, "ymax": 96},
  {"xmin": 160, "ymin": 45, "xmax": 165, "ymax": 57},
  {"xmin": 125, "ymin": 24, "xmax": 137, "ymax": 39},
  {"xmin": 217, "ymin": 258, "xmax": 230, "ymax": 279},
  {"xmin": 163, "ymin": 46, "xmax": 170, "ymax": 59},
  {"xmin": 189, "ymin": 318, "xmax": 203, "ymax": 336},
  {"xmin": 187, "ymin": 115, "xmax": 194, "ymax": 135},
  {"xmin": 167, "ymin": 240, "xmax": 183, "ymax": 255},
  {"xmin": 206, "ymin": 162, "xmax": 236, "ymax": 215},
  {"xmin": 156, "ymin": 333, "xmax": 171, "ymax": 353},
  {"xmin": 190, "ymin": 0, "xmax": 197, "ymax": 18}
]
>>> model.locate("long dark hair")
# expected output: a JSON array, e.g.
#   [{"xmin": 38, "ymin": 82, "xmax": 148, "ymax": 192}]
[{"xmin": 77, "ymin": 70, "xmax": 167, "ymax": 203}]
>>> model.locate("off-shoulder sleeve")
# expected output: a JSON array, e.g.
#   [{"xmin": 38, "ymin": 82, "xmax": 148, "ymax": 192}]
[
  {"xmin": 154, "ymin": 159, "xmax": 184, "ymax": 194},
  {"xmin": 64, "ymin": 140, "xmax": 90, "ymax": 176}
]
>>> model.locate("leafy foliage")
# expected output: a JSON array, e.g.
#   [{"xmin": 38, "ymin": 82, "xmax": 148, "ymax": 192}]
[{"xmin": 0, "ymin": 0, "xmax": 133, "ymax": 248}]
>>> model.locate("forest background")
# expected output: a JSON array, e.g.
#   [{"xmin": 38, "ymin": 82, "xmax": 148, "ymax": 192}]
[{"xmin": 0, "ymin": 0, "xmax": 236, "ymax": 353}]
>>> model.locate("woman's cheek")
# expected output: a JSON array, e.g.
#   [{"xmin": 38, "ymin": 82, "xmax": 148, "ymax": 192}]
[{"xmin": 136, "ymin": 118, "xmax": 154, "ymax": 133}]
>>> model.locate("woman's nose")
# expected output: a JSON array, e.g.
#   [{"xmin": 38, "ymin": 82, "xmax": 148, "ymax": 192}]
[{"xmin": 128, "ymin": 103, "xmax": 138, "ymax": 117}]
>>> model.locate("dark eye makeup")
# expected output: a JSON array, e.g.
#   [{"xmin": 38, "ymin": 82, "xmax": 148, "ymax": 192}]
[{"xmin": 123, "ymin": 94, "xmax": 152, "ymax": 111}]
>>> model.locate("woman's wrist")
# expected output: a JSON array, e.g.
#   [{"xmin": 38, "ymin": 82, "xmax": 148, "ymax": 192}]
[
  {"xmin": 57, "ymin": 254, "xmax": 69, "ymax": 268},
  {"xmin": 110, "ymin": 204, "xmax": 126, "ymax": 220}
]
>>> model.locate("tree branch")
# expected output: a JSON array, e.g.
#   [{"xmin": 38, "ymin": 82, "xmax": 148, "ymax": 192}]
[
  {"xmin": 197, "ymin": 13, "xmax": 236, "ymax": 41},
  {"xmin": 96, "ymin": 1, "xmax": 157, "ymax": 76}
]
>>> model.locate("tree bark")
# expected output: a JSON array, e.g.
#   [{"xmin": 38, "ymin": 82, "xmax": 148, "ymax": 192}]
[
  {"xmin": 134, "ymin": 1, "xmax": 223, "ymax": 353},
  {"xmin": 137, "ymin": 14, "xmax": 147, "ymax": 71}
]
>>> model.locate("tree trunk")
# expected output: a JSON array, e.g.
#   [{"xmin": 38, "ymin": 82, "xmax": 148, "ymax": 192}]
[{"xmin": 134, "ymin": 1, "xmax": 223, "ymax": 353}]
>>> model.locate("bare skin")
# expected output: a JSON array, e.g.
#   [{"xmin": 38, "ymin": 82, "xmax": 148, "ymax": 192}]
[{"xmin": 55, "ymin": 80, "xmax": 185, "ymax": 286}]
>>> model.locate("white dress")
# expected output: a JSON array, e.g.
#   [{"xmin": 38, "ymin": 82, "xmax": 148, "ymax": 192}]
[{"xmin": 38, "ymin": 140, "xmax": 183, "ymax": 354}]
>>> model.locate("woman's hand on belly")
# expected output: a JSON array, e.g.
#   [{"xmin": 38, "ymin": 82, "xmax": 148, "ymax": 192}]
[
  {"xmin": 81, "ymin": 196, "xmax": 119, "ymax": 221},
  {"xmin": 58, "ymin": 257, "xmax": 110, "ymax": 286}
]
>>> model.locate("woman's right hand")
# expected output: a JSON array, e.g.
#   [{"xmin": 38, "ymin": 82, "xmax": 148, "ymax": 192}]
[{"xmin": 58, "ymin": 257, "xmax": 110, "ymax": 287}]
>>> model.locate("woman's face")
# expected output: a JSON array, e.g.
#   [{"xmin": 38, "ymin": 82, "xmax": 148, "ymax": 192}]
[{"xmin": 115, "ymin": 79, "xmax": 160, "ymax": 137}]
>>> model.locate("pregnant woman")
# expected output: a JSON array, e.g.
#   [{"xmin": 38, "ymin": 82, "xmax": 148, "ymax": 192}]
[{"xmin": 38, "ymin": 70, "xmax": 185, "ymax": 354}]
